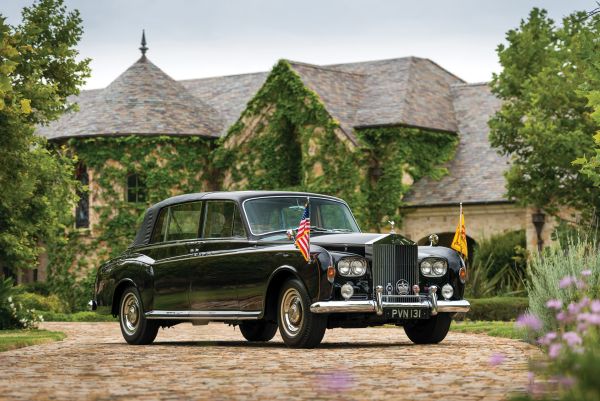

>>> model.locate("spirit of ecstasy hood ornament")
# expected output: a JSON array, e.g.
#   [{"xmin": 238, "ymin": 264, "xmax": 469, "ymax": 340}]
[{"xmin": 388, "ymin": 220, "xmax": 396, "ymax": 234}]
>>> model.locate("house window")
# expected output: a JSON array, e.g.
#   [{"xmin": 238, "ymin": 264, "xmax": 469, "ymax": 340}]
[
  {"xmin": 126, "ymin": 173, "xmax": 147, "ymax": 203},
  {"xmin": 75, "ymin": 164, "xmax": 89, "ymax": 228}
]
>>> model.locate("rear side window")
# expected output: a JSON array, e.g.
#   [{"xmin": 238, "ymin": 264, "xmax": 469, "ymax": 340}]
[{"xmin": 151, "ymin": 202, "xmax": 202, "ymax": 243}]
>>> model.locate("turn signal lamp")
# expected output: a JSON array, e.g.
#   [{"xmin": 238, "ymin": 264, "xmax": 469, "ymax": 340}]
[
  {"xmin": 327, "ymin": 265, "xmax": 336, "ymax": 283},
  {"xmin": 459, "ymin": 267, "xmax": 467, "ymax": 283}
]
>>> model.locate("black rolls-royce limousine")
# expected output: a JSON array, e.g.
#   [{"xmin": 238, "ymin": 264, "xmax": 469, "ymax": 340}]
[{"xmin": 90, "ymin": 191, "xmax": 470, "ymax": 348}]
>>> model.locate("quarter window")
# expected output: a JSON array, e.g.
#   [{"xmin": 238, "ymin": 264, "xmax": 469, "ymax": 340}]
[
  {"xmin": 126, "ymin": 173, "xmax": 147, "ymax": 203},
  {"xmin": 202, "ymin": 202, "xmax": 247, "ymax": 239}
]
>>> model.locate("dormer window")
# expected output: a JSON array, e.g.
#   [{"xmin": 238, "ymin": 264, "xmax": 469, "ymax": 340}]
[{"xmin": 126, "ymin": 173, "xmax": 147, "ymax": 203}]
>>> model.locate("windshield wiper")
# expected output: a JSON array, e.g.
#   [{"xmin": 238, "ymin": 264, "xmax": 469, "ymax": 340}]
[{"xmin": 309, "ymin": 226, "xmax": 352, "ymax": 233}]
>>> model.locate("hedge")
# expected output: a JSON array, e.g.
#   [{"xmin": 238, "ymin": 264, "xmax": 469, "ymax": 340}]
[{"xmin": 455, "ymin": 297, "xmax": 529, "ymax": 321}]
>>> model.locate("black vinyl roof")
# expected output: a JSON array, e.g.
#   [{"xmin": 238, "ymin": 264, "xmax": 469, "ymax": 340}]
[{"xmin": 131, "ymin": 191, "xmax": 344, "ymax": 247}]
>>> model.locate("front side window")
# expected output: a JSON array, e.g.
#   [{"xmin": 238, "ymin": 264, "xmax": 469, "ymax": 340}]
[
  {"xmin": 126, "ymin": 173, "xmax": 146, "ymax": 203},
  {"xmin": 151, "ymin": 202, "xmax": 202, "ymax": 243},
  {"xmin": 202, "ymin": 201, "xmax": 247, "ymax": 239},
  {"xmin": 244, "ymin": 197, "xmax": 360, "ymax": 236}
]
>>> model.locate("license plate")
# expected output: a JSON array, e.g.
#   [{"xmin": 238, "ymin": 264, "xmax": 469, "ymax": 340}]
[{"xmin": 384, "ymin": 307, "xmax": 429, "ymax": 320}]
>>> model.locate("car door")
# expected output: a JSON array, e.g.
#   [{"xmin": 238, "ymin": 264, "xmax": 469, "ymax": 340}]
[
  {"xmin": 150, "ymin": 201, "xmax": 203, "ymax": 312},
  {"xmin": 189, "ymin": 201, "xmax": 257, "ymax": 313}
]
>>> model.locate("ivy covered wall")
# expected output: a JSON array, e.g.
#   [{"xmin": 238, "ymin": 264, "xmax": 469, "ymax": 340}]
[
  {"xmin": 68, "ymin": 135, "xmax": 215, "ymax": 259},
  {"xmin": 216, "ymin": 60, "xmax": 458, "ymax": 230}
]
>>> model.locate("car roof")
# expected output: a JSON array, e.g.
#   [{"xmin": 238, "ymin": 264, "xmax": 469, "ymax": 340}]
[{"xmin": 131, "ymin": 191, "xmax": 345, "ymax": 247}]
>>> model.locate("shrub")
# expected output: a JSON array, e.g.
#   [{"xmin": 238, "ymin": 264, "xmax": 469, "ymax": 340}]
[
  {"xmin": 13, "ymin": 291, "xmax": 67, "ymax": 313},
  {"xmin": 466, "ymin": 230, "xmax": 528, "ymax": 298},
  {"xmin": 527, "ymin": 237, "xmax": 600, "ymax": 331},
  {"xmin": 510, "ymin": 270, "xmax": 600, "ymax": 401},
  {"xmin": 455, "ymin": 297, "xmax": 529, "ymax": 321},
  {"xmin": 0, "ymin": 278, "xmax": 42, "ymax": 330}
]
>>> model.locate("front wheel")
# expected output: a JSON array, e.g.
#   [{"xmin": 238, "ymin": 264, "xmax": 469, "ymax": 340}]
[
  {"xmin": 119, "ymin": 287, "xmax": 159, "ymax": 345},
  {"xmin": 277, "ymin": 279, "xmax": 326, "ymax": 348},
  {"xmin": 403, "ymin": 313, "xmax": 451, "ymax": 344}
]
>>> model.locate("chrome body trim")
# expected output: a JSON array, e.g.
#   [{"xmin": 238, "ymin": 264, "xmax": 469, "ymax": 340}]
[
  {"xmin": 309, "ymin": 299, "xmax": 470, "ymax": 315},
  {"xmin": 145, "ymin": 310, "xmax": 261, "ymax": 320},
  {"xmin": 429, "ymin": 285, "xmax": 438, "ymax": 316}
]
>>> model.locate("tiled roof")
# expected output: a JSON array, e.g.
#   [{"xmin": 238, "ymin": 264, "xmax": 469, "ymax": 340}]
[
  {"xmin": 327, "ymin": 57, "xmax": 462, "ymax": 132},
  {"xmin": 37, "ymin": 56, "xmax": 224, "ymax": 140},
  {"xmin": 403, "ymin": 83, "xmax": 509, "ymax": 206}
]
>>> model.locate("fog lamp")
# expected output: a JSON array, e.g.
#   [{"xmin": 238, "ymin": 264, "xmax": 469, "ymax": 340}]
[
  {"xmin": 441, "ymin": 284, "xmax": 454, "ymax": 300},
  {"xmin": 341, "ymin": 283, "xmax": 354, "ymax": 300}
]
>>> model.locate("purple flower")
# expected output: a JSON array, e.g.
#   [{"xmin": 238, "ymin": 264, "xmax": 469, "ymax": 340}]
[
  {"xmin": 579, "ymin": 312, "xmax": 600, "ymax": 325},
  {"xmin": 549, "ymin": 343, "xmax": 562, "ymax": 359},
  {"xmin": 546, "ymin": 299, "xmax": 562, "ymax": 309},
  {"xmin": 576, "ymin": 280, "xmax": 587, "ymax": 289},
  {"xmin": 538, "ymin": 331, "xmax": 557, "ymax": 346},
  {"xmin": 556, "ymin": 310, "xmax": 571, "ymax": 323},
  {"xmin": 591, "ymin": 300, "xmax": 600, "ymax": 314},
  {"xmin": 559, "ymin": 275, "xmax": 576, "ymax": 289},
  {"xmin": 568, "ymin": 301, "xmax": 583, "ymax": 315},
  {"xmin": 489, "ymin": 353, "xmax": 506, "ymax": 366},
  {"xmin": 562, "ymin": 331, "xmax": 582, "ymax": 347},
  {"xmin": 581, "ymin": 269, "xmax": 592, "ymax": 277},
  {"xmin": 516, "ymin": 313, "xmax": 543, "ymax": 331},
  {"xmin": 557, "ymin": 376, "xmax": 576, "ymax": 388}
]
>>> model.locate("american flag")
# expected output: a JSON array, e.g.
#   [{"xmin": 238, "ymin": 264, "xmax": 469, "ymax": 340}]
[{"xmin": 295, "ymin": 202, "xmax": 310, "ymax": 262}]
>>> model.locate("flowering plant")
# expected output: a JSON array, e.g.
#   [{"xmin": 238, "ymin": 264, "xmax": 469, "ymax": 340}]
[{"xmin": 0, "ymin": 277, "xmax": 43, "ymax": 330}]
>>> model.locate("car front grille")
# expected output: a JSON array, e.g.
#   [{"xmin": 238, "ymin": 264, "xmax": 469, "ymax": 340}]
[{"xmin": 372, "ymin": 243, "xmax": 419, "ymax": 298}]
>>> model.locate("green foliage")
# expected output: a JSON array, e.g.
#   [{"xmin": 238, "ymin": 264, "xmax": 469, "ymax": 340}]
[
  {"xmin": 216, "ymin": 60, "xmax": 457, "ymax": 230},
  {"xmin": 456, "ymin": 297, "xmax": 529, "ymax": 321},
  {"xmin": 13, "ymin": 291, "xmax": 67, "ymax": 314},
  {"xmin": 0, "ymin": 329, "xmax": 65, "ymax": 352},
  {"xmin": 528, "ymin": 237, "xmax": 600, "ymax": 331},
  {"xmin": 490, "ymin": 8, "xmax": 600, "ymax": 218},
  {"xmin": 41, "ymin": 311, "xmax": 116, "ymax": 322},
  {"xmin": 0, "ymin": 0, "xmax": 90, "ymax": 273},
  {"xmin": 356, "ymin": 127, "xmax": 457, "ymax": 230},
  {"xmin": 451, "ymin": 320, "xmax": 526, "ymax": 339},
  {"xmin": 0, "ymin": 278, "xmax": 42, "ymax": 329},
  {"xmin": 466, "ymin": 230, "xmax": 528, "ymax": 297},
  {"xmin": 72, "ymin": 135, "xmax": 215, "ymax": 259}
]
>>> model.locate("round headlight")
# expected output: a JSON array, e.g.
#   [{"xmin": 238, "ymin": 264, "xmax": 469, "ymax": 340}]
[
  {"xmin": 433, "ymin": 260, "xmax": 447, "ymax": 276},
  {"xmin": 441, "ymin": 284, "xmax": 454, "ymax": 300},
  {"xmin": 338, "ymin": 259, "xmax": 351, "ymax": 275},
  {"xmin": 350, "ymin": 259, "xmax": 366, "ymax": 276},
  {"xmin": 420, "ymin": 260, "xmax": 432, "ymax": 275},
  {"xmin": 341, "ymin": 283, "xmax": 354, "ymax": 300}
]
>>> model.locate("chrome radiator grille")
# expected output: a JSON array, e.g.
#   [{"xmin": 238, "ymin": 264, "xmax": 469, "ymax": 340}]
[{"xmin": 372, "ymin": 243, "xmax": 419, "ymax": 297}]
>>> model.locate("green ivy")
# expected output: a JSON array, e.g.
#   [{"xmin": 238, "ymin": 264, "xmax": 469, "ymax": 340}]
[{"xmin": 216, "ymin": 60, "xmax": 457, "ymax": 230}]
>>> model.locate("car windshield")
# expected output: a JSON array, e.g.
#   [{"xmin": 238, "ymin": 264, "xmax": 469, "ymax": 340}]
[{"xmin": 243, "ymin": 197, "xmax": 360, "ymax": 236}]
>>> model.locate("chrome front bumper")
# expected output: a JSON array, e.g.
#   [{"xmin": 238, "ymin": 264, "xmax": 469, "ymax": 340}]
[{"xmin": 310, "ymin": 285, "xmax": 470, "ymax": 316}]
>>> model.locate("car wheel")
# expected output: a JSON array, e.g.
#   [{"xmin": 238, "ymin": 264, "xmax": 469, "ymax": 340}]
[
  {"xmin": 403, "ymin": 312, "xmax": 452, "ymax": 344},
  {"xmin": 239, "ymin": 321, "xmax": 278, "ymax": 342},
  {"xmin": 277, "ymin": 278, "xmax": 326, "ymax": 348},
  {"xmin": 119, "ymin": 287, "xmax": 159, "ymax": 345}
]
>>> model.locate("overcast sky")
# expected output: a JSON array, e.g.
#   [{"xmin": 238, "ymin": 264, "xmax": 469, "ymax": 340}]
[{"xmin": 3, "ymin": 0, "xmax": 595, "ymax": 89}]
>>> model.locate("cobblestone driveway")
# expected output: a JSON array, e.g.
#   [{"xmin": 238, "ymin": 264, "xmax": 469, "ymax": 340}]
[{"xmin": 0, "ymin": 322, "xmax": 537, "ymax": 401}]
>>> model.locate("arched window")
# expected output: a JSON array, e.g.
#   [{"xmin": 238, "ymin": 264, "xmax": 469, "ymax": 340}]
[
  {"xmin": 75, "ymin": 164, "xmax": 89, "ymax": 228},
  {"xmin": 126, "ymin": 173, "xmax": 147, "ymax": 203}
]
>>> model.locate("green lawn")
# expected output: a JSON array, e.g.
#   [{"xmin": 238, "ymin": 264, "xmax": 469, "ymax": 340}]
[
  {"xmin": 0, "ymin": 329, "xmax": 66, "ymax": 352},
  {"xmin": 450, "ymin": 320, "xmax": 526, "ymax": 340}
]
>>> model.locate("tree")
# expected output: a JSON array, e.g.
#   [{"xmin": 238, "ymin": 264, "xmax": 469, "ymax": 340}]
[
  {"xmin": 489, "ymin": 8, "xmax": 600, "ymax": 218},
  {"xmin": 0, "ymin": 0, "xmax": 90, "ymax": 277}
]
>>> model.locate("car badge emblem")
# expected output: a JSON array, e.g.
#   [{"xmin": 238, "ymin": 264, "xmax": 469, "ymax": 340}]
[
  {"xmin": 396, "ymin": 280, "xmax": 410, "ymax": 295},
  {"xmin": 385, "ymin": 283, "xmax": 393, "ymax": 295}
]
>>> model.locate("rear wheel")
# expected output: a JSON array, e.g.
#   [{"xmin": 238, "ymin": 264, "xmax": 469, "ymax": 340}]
[
  {"xmin": 277, "ymin": 279, "xmax": 326, "ymax": 348},
  {"xmin": 403, "ymin": 313, "xmax": 451, "ymax": 344},
  {"xmin": 119, "ymin": 287, "xmax": 159, "ymax": 345},
  {"xmin": 239, "ymin": 321, "xmax": 278, "ymax": 342}
]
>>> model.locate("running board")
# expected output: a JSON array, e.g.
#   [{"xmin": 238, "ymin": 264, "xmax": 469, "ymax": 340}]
[{"xmin": 145, "ymin": 310, "xmax": 261, "ymax": 320}]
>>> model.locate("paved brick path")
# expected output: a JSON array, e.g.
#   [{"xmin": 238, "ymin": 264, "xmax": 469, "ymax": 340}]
[{"xmin": 0, "ymin": 322, "xmax": 537, "ymax": 401}]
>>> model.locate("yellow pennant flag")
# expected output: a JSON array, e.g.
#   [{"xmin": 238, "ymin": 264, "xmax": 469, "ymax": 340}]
[{"xmin": 451, "ymin": 203, "xmax": 468, "ymax": 259}]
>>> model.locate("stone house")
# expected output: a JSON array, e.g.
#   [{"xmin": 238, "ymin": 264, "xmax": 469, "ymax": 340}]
[{"xmin": 29, "ymin": 39, "xmax": 560, "ymax": 282}]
